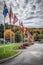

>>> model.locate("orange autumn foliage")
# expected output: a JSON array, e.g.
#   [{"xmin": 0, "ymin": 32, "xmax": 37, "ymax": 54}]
[{"xmin": 4, "ymin": 29, "xmax": 14, "ymax": 40}]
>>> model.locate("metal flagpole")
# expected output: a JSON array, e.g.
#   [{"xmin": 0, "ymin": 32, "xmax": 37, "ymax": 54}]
[
  {"xmin": 13, "ymin": 14, "xmax": 18, "ymax": 43},
  {"xmin": 4, "ymin": 16, "xmax": 6, "ymax": 54},
  {"xmin": 3, "ymin": 1, "xmax": 8, "ymax": 53},
  {"xmin": 3, "ymin": 1, "xmax": 6, "ymax": 54},
  {"xmin": 19, "ymin": 20, "xmax": 23, "ymax": 43},
  {"xmin": 13, "ymin": 15, "xmax": 15, "ymax": 43},
  {"xmin": 23, "ymin": 26, "xmax": 25, "ymax": 43},
  {"xmin": 9, "ymin": 4, "xmax": 12, "ymax": 51},
  {"xmin": 10, "ymin": 17, "xmax": 12, "ymax": 51},
  {"xmin": 13, "ymin": 23, "xmax": 15, "ymax": 43}
]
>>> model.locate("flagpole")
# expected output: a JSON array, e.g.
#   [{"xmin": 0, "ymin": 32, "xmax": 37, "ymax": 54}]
[
  {"xmin": 4, "ymin": 16, "xmax": 6, "ymax": 54},
  {"xmin": 3, "ymin": 1, "xmax": 6, "ymax": 54},
  {"xmin": 10, "ymin": 5, "xmax": 12, "ymax": 51},
  {"xmin": 19, "ymin": 20, "xmax": 23, "ymax": 43},
  {"xmin": 3, "ymin": 1, "xmax": 8, "ymax": 53},
  {"xmin": 13, "ymin": 20, "xmax": 15, "ymax": 43},
  {"xmin": 10, "ymin": 17, "xmax": 12, "ymax": 51},
  {"xmin": 13, "ymin": 14, "xmax": 18, "ymax": 43}
]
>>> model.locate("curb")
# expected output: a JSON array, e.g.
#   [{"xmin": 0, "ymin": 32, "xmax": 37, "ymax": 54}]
[{"xmin": 0, "ymin": 51, "xmax": 22, "ymax": 64}]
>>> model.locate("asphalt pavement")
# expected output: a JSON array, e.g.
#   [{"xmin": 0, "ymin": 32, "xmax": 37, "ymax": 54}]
[{"xmin": 0, "ymin": 43, "xmax": 43, "ymax": 65}]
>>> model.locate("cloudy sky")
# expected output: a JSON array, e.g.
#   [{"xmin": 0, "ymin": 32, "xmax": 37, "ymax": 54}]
[{"xmin": 0, "ymin": 0, "xmax": 43, "ymax": 28}]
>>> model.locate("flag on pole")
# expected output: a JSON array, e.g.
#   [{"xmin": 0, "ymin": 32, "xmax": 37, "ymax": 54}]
[
  {"xmin": 9, "ymin": 7, "xmax": 13, "ymax": 20},
  {"xmin": 3, "ymin": 1, "xmax": 8, "ymax": 53},
  {"xmin": 19, "ymin": 21, "xmax": 24, "ymax": 30},
  {"xmin": 3, "ymin": 1, "xmax": 8, "ymax": 17},
  {"xmin": 19, "ymin": 21, "xmax": 23, "ymax": 26},
  {"xmin": 13, "ymin": 14, "xmax": 18, "ymax": 24}
]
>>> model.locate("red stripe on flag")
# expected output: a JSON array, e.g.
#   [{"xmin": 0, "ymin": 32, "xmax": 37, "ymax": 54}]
[
  {"xmin": 13, "ymin": 14, "xmax": 18, "ymax": 24},
  {"xmin": 13, "ymin": 18, "xmax": 18, "ymax": 24}
]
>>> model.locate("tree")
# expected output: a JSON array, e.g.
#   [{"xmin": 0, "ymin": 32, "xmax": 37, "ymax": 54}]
[
  {"xmin": 15, "ymin": 32, "xmax": 22, "ymax": 43},
  {"xmin": 0, "ymin": 24, "xmax": 4, "ymax": 38},
  {"xmin": 4, "ymin": 29, "xmax": 14, "ymax": 42}
]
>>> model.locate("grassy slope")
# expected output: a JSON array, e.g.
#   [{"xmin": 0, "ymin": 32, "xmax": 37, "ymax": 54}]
[{"xmin": 0, "ymin": 43, "xmax": 21, "ymax": 60}]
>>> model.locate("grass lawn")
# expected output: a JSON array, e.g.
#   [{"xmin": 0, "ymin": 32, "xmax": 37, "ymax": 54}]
[{"xmin": 0, "ymin": 43, "xmax": 21, "ymax": 60}]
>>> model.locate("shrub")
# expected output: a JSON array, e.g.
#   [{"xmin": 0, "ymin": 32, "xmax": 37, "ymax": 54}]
[
  {"xmin": 39, "ymin": 34, "xmax": 43, "ymax": 39},
  {"xmin": 15, "ymin": 32, "xmax": 22, "ymax": 43},
  {"xmin": 18, "ymin": 45, "xmax": 26, "ymax": 49}
]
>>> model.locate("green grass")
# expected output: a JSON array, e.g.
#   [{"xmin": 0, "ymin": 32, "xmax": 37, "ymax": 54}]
[
  {"xmin": 0, "ymin": 43, "xmax": 21, "ymax": 60},
  {"xmin": 0, "ymin": 43, "xmax": 21, "ymax": 53},
  {"xmin": 0, "ymin": 50, "xmax": 19, "ymax": 60}
]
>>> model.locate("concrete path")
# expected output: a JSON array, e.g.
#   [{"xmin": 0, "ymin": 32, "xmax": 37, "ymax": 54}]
[{"xmin": 0, "ymin": 43, "xmax": 43, "ymax": 65}]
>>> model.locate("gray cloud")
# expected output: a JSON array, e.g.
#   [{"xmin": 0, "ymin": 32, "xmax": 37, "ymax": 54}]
[
  {"xmin": 0, "ymin": 1, "xmax": 3, "ymax": 6},
  {"xmin": 24, "ymin": 16, "xmax": 38, "ymax": 20},
  {"xmin": 36, "ymin": 0, "xmax": 41, "ymax": 4},
  {"xmin": 32, "ymin": 5, "xmax": 36, "ymax": 10},
  {"xmin": 25, "ymin": 0, "xmax": 29, "ymax": 4},
  {"xmin": 30, "ymin": 12, "xmax": 34, "ymax": 14}
]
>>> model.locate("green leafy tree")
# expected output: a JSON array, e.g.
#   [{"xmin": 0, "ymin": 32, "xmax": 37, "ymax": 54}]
[
  {"xmin": 0, "ymin": 24, "xmax": 4, "ymax": 38},
  {"xmin": 15, "ymin": 32, "xmax": 22, "ymax": 43}
]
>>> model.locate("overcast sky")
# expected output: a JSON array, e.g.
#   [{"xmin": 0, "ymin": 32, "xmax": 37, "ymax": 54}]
[{"xmin": 0, "ymin": 0, "xmax": 43, "ymax": 28}]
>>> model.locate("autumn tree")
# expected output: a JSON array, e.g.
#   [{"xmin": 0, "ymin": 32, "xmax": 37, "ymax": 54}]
[{"xmin": 4, "ymin": 29, "xmax": 14, "ymax": 42}]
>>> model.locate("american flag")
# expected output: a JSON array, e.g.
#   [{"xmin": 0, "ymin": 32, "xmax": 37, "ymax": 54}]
[{"xmin": 13, "ymin": 14, "xmax": 18, "ymax": 24}]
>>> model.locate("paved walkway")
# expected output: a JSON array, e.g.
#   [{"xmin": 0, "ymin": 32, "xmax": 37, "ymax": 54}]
[{"xmin": 0, "ymin": 43, "xmax": 43, "ymax": 65}]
